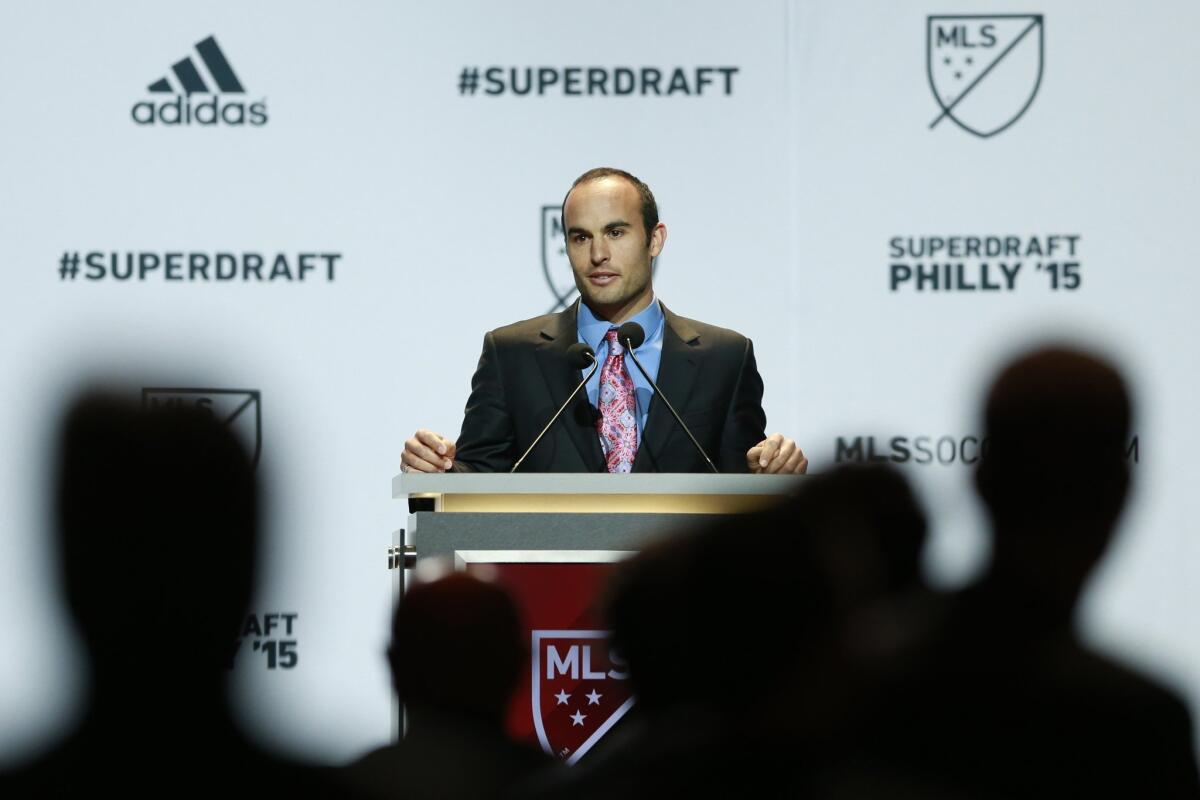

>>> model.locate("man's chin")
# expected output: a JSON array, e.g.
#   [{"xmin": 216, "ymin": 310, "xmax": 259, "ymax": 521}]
[
  {"xmin": 578, "ymin": 286, "xmax": 654, "ymax": 320},
  {"xmin": 578, "ymin": 288, "xmax": 621, "ymax": 310}
]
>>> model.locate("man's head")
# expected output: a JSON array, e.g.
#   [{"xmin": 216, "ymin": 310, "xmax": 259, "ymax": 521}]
[
  {"xmin": 56, "ymin": 391, "xmax": 258, "ymax": 678},
  {"xmin": 562, "ymin": 167, "xmax": 666, "ymax": 323},
  {"xmin": 387, "ymin": 572, "xmax": 523, "ymax": 725},
  {"xmin": 797, "ymin": 463, "xmax": 928, "ymax": 605},
  {"xmin": 604, "ymin": 510, "xmax": 833, "ymax": 714},
  {"xmin": 975, "ymin": 346, "xmax": 1132, "ymax": 603}
]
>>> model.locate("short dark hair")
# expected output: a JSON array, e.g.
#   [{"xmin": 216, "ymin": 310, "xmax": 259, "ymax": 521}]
[
  {"xmin": 388, "ymin": 573, "xmax": 522, "ymax": 722},
  {"xmin": 562, "ymin": 167, "xmax": 659, "ymax": 245},
  {"xmin": 978, "ymin": 346, "xmax": 1131, "ymax": 526},
  {"xmin": 57, "ymin": 391, "xmax": 258, "ymax": 670}
]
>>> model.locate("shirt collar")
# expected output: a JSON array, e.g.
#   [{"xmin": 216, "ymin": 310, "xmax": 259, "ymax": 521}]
[{"xmin": 577, "ymin": 296, "xmax": 664, "ymax": 352}]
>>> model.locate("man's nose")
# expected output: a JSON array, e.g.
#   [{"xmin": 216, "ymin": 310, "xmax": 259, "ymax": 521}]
[{"xmin": 590, "ymin": 237, "xmax": 609, "ymax": 264}]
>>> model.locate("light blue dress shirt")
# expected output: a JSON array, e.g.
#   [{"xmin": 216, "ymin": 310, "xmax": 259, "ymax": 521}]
[{"xmin": 577, "ymin": 298, "xmax": 665, "ymax": 445}]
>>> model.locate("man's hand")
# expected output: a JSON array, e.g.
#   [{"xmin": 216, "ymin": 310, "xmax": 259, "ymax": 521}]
[
  {"xmin": 746, "ymin": 433, "xmax": 808, "ymax": 475},
  {"xmin": 402, "ymin": 429, "xmax": 456, "ymax": 473}
]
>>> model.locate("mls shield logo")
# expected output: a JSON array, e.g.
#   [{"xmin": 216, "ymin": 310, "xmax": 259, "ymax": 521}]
[
  {"xmin": 927, "ymin": 14, "xmax": 1044, "ymax": 138},
  {"xmin": 532, "ymin": 630, "xmax": 634, "ymax": 764},
  {"xmin": 541, "ymin": 205, "xmax": 577, "ymax": 313},
  {"xmin": 142, "ymin": 388, "xmax": 262, "ymax": 467}
]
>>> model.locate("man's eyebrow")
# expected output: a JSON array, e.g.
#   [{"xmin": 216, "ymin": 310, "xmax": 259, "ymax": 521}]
[{"xmin": 566, "ymin": 220, "xmax": 631, "ymax": 237}]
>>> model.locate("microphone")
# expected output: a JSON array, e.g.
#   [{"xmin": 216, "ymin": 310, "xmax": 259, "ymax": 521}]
[
  {"xmin": 511, "ymin": 343, "xmax": 599, "ymax": 473},
  {"xmin": 616, "ymin": 321, "xmax": 647, "ymax": 350},
  {"xmin": 616, "ymin": 321, "xmax": 719, "ymax": 474}
]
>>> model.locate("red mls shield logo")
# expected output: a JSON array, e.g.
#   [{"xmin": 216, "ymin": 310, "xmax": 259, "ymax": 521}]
[{"xmin": 532, "ymin": 630, "xmax": 634, "ymax": 764}]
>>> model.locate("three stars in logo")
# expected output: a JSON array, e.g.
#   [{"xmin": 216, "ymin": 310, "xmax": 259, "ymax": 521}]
[
  {"xmin": 925, "ymin": 14, "xmax": 1045, "ymax": 139},
  {"xmin": 554, "ymin": 688, "xmax": 604, "ymax": 725},
  {"xmin": 533, "ymin": 630, "xmax": 634, "ymax": 763}
]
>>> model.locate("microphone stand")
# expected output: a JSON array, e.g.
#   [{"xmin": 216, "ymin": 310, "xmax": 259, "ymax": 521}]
[
  {"xmin": 511, "ymin": 352, "xmax": 599, "ymax": 473},
  {"xmin": 621, "ymin": 334, "xmax": 719, "ymax": 474}
]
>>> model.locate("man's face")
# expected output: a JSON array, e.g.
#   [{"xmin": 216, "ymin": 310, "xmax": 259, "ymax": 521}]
[{"xmin": 563, "ymin": 177, "xmax": 666, "ymax": 323}]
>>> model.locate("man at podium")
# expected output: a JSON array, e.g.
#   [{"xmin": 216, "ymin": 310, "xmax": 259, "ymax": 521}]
[{"xmin": 402, "ymin": 167, "xmax": 807, "ymax": 475}]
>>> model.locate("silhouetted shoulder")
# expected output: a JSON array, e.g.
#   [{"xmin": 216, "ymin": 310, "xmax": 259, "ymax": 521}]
[
  {"xmin": 342, "ymin": 732, "xmax": 553, "ymax": 800},
  {"xmin": 1063, "ymin": 645, "xmax": 1198, "ymax": 745},
  {"xmin": 0, "ymin": 734, "xmax": 352, "ymax": 798}
]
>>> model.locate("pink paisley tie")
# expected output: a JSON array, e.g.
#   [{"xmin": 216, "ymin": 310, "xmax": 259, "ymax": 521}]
[{"xmin": 596, "ymin": 328, "xmax": 638, "ymax": 473}]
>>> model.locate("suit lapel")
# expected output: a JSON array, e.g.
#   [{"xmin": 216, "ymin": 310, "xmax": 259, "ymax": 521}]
[
  {"xmin": 533, "ymin": 301, "xmax": 606, "ymax": 471},
  {"xmin": 633, "ymin": 305, "xmax": 701, "ymax": 472}
]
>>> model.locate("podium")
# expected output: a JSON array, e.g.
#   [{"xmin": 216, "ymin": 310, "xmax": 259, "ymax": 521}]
[
  {"xmin": 389, "ymin": 473, "xmax": 800, "ymax": 761},
  {"xmin": 394, "ymin": 472, "xmax": 800, "ymax": 555}
]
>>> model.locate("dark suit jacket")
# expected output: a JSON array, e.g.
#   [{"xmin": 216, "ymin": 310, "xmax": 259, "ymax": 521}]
[{"xmin": 453, "ymin": 302, "xmax": 767, "ymax": 473}]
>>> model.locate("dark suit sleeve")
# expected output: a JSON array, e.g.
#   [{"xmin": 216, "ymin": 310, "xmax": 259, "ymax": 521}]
[
  {"xmin": 716, "ymin": 337, "xmax": 768, "ymax": 472},
  {"xmin": 452, "ymin": 331, "xmax": 517, "ymax": 472}
]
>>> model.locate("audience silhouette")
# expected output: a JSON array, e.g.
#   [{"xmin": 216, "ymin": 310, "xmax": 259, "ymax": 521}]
[
  {"xmin": 521, "ymin": 507, "xmax": 820, "ymax": 798},
  {"xmin": 0, "ymin": 392, "xmax": 343, "ymax": 798},
  {"xmin": 529, "ymin": 347, "xmax": 1200, "ymax": 798},
  {"xmin": 342, "ymin": 571, "xmax": 551, "ymax": 799},
  {"xmin": 6, "ymin": 346, "xmax": 1199, "ymax": 800},
  {"xmin": 531, "ymin": 464, "xmax": 930, "ymax": 798},
  {"xmin": 820, "ymin": 347, "xmax": 1200, "ymax": 797}
]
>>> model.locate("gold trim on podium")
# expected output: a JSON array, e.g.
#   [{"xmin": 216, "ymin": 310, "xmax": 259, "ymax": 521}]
[{"xmin": 411, "ymin": 492, "xmax": 784, "ymax": 514}]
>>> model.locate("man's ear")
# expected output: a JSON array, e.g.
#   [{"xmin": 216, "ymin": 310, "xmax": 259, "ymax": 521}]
[{"xmin": 649, "ymin": 222, "xmax": 667, "ymax": 258}]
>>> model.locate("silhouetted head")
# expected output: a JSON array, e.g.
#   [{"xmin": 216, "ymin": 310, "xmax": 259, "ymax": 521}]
[
  {"xmin": 795, "ymin": 464, "xmax": 928, "ymax": 608},
  {"xmin": 388, "ymin": 573, "xmax": 523, "ymax": 725},
  {"xmin": 55, "ymin": 391, "xmax": 258, "ymax": 679},
  {"xmin": 605, "ymin": 512, "xmax": 831, "ymax": 715},
  {"xmin": 976, "ymin": 347, "xmax": 1132, "ymax": 599}
]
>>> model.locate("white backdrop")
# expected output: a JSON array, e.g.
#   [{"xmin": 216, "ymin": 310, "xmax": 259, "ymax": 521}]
[{"xmin": 0, "ymin": 0, "xmax": 1196, "ymax": 764}]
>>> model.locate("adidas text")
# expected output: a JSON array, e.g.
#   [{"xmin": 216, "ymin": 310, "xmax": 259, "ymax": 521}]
[{"xmin": 131, "ymin": 95, "xmax": 268, "ymax": 126}]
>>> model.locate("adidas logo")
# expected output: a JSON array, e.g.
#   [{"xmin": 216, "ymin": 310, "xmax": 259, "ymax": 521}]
[{"xmin": 131, "ymin": 35, "xmax": 268, "ymax": 126}]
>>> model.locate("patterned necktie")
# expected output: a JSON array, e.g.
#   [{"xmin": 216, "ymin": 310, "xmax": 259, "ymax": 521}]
[{"xmin": 596, "ymin": 328, "xmax": 638, "ymax": 473}]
